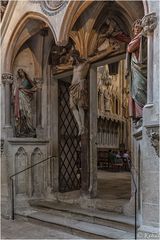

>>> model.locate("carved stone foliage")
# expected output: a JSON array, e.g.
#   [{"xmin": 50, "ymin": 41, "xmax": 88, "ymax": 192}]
[
  {"xmin": 31, "ymin": 0, "xmax": 68, "ymax": 16},
  {"xmin": 15, "ymin": 147, "xmax": 28, "ymax": 195},
  {"xmin": 34, "ymin": 78, "xmax": 43, "ymax": 89},
  {"xmin": 146, "ymin": 127, "xmax": 159, "ymax": 156},
  {"xmin": 31, "ymin": 148, "xmax": 44, "ymax": 197},
  {"xmin": 2, "ymin": 73, "xmax": 14, "ymax": 85},
  {"xmin": 142, "ymin": 12, "xmax": 158, "ymax": 35}
]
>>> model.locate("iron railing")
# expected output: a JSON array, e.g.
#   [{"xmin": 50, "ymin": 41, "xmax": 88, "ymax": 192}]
[
  {"xmin": 9, "ymin": 155, "xmax": 56, "ymax": 220},
  {"xmin": 127, "ymin": 158, "xmax": 138, "ymax": 240}
]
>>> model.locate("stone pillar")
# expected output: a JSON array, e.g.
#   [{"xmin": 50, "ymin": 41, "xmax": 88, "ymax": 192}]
[
  {"xmin": 142, "ymin": 12, "xmax": 157, "ymax": 105},
  {"xmin": 2, "ymin": 73, "xmax": 13, "ymax": 136},
  {"xmin": 88, "ymin": 66, "xmax": 97, "ymax": 197},
  {"xmin": 35, "ymin": 78, "xmax": 43, "ymax": 137}
]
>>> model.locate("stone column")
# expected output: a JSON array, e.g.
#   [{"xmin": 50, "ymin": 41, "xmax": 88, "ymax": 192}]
[
  {"xmin": 142, "ymin": 12, "xmax": 157, "ymax": 105},
  {"xmin": 2, "ymin": 73, "xmax": 14, "ymax": 135},
  {"xmin": 35, "ymin": 78, "xmax": 43, "ymax": 137},
  {"xmin": 88, "ymin": 66, "xmax": 97, "ymax": 198}
]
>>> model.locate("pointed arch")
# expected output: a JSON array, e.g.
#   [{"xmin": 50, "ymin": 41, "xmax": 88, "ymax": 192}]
[
  {"xmin": 4, "ymin": 12, "xmax": 56, "ymax": 72},
  {"xmin": 58, "ymin": 0, "xmax": 147, "ymax": 46},
  {"xmin": 15, "ymin": 147, "xmax": 28, "ymax": 194},
  {"xmin": 31, "ymin": 147, "xmax": 44, "ymax": 197}
]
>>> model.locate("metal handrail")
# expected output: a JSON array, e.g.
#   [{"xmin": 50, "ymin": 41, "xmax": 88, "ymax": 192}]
[
  {"xmin": 9, "ymin": 155, "xmax": 56, "ymax": 220},
  {"xmin": 127, "ymin": 158, "xmax": 137, "ymax": 240}
]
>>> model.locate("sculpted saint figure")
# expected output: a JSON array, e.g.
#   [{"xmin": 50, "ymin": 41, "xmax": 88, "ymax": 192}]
[
  {"xmin": 126, "ymin": 19, "xmax": 147, "ymax": 120},
  {"xmin": 13, "ymin": 69, "xmax": 37, "ymax": 137}
]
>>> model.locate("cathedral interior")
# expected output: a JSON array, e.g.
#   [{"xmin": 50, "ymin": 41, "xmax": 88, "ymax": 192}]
[{"xmin": 1, "ymin": 1, "xmax": 159, "ymax": 239}]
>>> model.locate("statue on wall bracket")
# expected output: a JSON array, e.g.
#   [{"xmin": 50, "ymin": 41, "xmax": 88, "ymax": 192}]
[
  {"xmin": 126, "ymin": 18, "xmax": 147, "ymax": 121},
  {"xmin": 13, "ymin": 69, "xmax": 37, "ymax": 137}
]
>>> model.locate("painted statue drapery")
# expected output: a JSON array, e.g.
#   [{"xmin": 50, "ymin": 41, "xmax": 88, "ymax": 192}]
[
  {"xmin": 126, "ymin": 19, "xmax": 147, "ymax": 119},
  {"xmin": 14, "ymin": 69, "xmax": 37, "ymax": 137}
]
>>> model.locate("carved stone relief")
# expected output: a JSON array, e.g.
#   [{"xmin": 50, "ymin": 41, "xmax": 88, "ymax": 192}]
[
  {"xmin": 96, "ymin": 17, "xmax": 130, "ymax": 54},
  {"xmin": 49, "ymin": 40, "xmax": 73, "ymax": 73},
  {"xmin": 146, "ymin": 127, "xmax": 159, "ymax": 156},
  {"xmin": 97, "ymin": 67, "xmax": 120, "ymax": 117},
  {"xmin": 31, "ymin": 0, "xmax": 68, "ymax": 16}
]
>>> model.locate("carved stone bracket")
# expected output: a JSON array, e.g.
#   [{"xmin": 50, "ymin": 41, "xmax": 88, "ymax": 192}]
[
  {"xmin": 2, "ymin": 73, "xmax": 14, "ymax": 85},
  {"xmin": 146, "ymin": 126, "xmax": 159, "ymax": 156},
  {"xmin": 142, "ymin": 12, "xmax": 158, "ymax": 36},
  {"xmin": 34, "ymin": 78, "xmax": 43, "ymax": 89}
]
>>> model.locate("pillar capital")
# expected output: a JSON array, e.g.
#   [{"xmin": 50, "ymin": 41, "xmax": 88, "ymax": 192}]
[
  {"xmin": 142, "ymin": 12, "xmax": 158, "ymax": 36},
  {"xmin": 34, "ymin": 77, "xmax": 43, "ymax": 89},
  {"xmin": 2, "ymin": 73, "xmax": 14, "ymax": 85}
]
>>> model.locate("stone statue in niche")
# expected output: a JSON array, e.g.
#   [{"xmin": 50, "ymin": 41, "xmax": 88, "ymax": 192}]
[
  {"xmin": 126, "ymin": 19, "xmax": 147, "ymax": 120},
  {"xmin": 13, "ymin": 69, "xmax": 37, "ymax": 137},
  {"xmin": 101, "ymin": 69, "xmax": 112, "ymax": 113}
]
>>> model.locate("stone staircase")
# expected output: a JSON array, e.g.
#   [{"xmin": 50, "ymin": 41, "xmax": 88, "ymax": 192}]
[{"xmin": 16, "ymin": 200, "xmax": 135, "ymax": 239}]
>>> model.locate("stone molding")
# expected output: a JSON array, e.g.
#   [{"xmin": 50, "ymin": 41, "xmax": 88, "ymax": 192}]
[
  {"xmin": 142, "ymin": 12, "xmax": 158, "ymax": 36},
  {"xmin": 2, "ymin": 73, "xmax": 13, "ymax": 84},
  {"xmin": 146, "ymin": 126, "xmax": 159, "ymax": 156},
  {"xmin": 7, "ymin": 138, "xmax": 49, "ymax": 145},
  {"xmin": 31, "ymin": 0, "xmax": 68, "ymax": 16}
]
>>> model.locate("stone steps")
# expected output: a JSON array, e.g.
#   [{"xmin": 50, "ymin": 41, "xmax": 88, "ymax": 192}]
[
  {"xmin": 14, "ymin": 199, "xmax": 136, "ymax": 239},
  {"xmin": 16, "ymin": 209, "xmax": 134, "ymax": 239},
  {"xmin": 29, "ymin": 199, "xmax": 135, "ymax": 233}
]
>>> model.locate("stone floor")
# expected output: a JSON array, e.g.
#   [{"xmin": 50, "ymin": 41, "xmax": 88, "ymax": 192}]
[
  {"xmin": 97, "ymin": 170, "xmax": 131, "ymax": 200},
  {"xmin": 95, "ymin": 170, "xmax": 131, "ymax": 212},
  {"xmin": 1, "ymin": 218, "xmax": 84, "ymax": 239}
]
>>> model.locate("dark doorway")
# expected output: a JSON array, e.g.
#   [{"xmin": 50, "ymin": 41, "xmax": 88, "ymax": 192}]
[{"xmin": 58, "ymin": 79, "xmax": 81, "ymax": 192}]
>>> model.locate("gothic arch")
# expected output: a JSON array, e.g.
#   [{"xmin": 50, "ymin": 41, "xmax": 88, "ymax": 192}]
[
  {"xmin": 58, "ymin": 0, "xmax": 148, "ymax": 46},
  {"xmin": 15, "ymin": 147, "xmax": 28, "ymax": 194},
  {"xmin": 4, "ymin": 12, "xmax": 56, "ymax": 72},
  {"xmin": 31, "ymin": 148, "xmax": 44, "ymax": 197}
]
